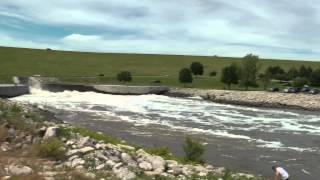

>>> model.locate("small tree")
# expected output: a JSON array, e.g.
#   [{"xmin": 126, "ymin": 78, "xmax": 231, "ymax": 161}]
[
  {"xmin": 183, "ymin": 136, "xmax": 204, "ymax": 164},
  {"xmin": 179, "ymin": 68, "xmax": 193, "ymax": 86},
  {"xmin": 240, "ymin": 54, "xmax": 260, "ymax": 90},
  {"xmin": 117, "ymin": 71, "xmax": 132, "ymax": 83},
  {"xmin": 190, "ymin": 62, "xmax": 204, "ymax": 76},
  {"xmin": 221, "ymin": 64, "xmax": 239, "ymax": 89}
]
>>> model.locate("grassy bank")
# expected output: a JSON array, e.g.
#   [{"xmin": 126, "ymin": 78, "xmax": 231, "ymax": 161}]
[{"xmin": 1, "ymin": 46, "xmax": 320, "ymax": 89}]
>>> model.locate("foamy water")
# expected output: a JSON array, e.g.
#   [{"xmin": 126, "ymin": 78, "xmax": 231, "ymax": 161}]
[{"xmin": 11, "ymin": 88, "xmax": 320, "ymax": 153}]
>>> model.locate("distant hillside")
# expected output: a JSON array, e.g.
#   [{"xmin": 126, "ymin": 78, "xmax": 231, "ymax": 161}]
[{"xmin": 1, "ymin": 46, "xmax": 320, "ymax": 89}]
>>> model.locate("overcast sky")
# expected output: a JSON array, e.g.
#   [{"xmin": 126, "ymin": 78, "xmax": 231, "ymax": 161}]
[{"xmin": 0, "ymin": 0, "xmax": 320, "ymax": 60}]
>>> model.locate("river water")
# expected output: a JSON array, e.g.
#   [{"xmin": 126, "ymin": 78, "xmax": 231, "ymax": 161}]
[{"xmin": 11, "ymin": 89, "xmax": 320, "ymax": 179}]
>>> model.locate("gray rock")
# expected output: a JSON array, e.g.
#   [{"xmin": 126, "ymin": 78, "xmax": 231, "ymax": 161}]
[
  {"xmin": 77, "ymin": 136, "xmax": 93, "ymax": 148},
  {"xmin": 117, "ymin": 144, "xmax": 135, "ymax": 151},
  {"xmin": 43, "ymin": 127, "xmax": 59, "ymax": 139},
  {"xmin": 71, "ymin": 158, "xmax": 85, "ymax": 168},
  {"xmin": 96, "ymin": 164, "xmax": 105, "ymax": 170},
  {"xmin": 138, "ymin": 162, "xmax": 153, "ymax": 171},
  {"xmin": 79, "ymin": 147, "xmax": 94, "ymax": 154},
  {"xmin": 113, "ymin": 167, "xmax": 136, "ymax": 180},
  {"xmin": 106, "ymin": 160, "xmax": 116, "ymax": 167},
  {"xmin": 7, "ymin": 165, "xmax": 33, "ymax": 176},
  {"xmin": 66, "ymin": 149, "xmax": 81, "ymax": 157}
]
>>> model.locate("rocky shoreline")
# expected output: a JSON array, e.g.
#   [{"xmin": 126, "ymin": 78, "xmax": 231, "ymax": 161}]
[
  {"xmin": 0, "ymin": 99, "xmax": 262, "ymax": 180},
  {"xmin": 165, "ymin": 88, "xmax": 320, "ymax": 111}
]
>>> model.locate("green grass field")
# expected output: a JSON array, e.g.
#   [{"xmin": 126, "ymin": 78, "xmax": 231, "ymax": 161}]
[{"xmin": 1, "ymin": 46, "xmax": 320, "ymax": 90}]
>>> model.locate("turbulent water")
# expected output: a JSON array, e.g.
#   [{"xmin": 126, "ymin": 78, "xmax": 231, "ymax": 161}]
[{"xmin": 11, "ymin": 88, "xmax": 320, "ymax": 179}]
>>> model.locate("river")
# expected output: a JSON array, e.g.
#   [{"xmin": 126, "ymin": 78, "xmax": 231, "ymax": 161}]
[{"xmin": 11, "ymin": 88, "xmax": 320, "ymax": 179}]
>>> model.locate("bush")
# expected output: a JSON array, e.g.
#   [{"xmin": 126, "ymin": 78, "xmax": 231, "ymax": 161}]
[
  {"xmin": 293, "ymin": 77, "xmax": 309, "ymax": 88},
  {"xmin": 38, "ymin": 138, "xmax": 66, "ymax": 160},
  {"xmin": 117, "ymin": 71, "xmax": 132, "ymax": 83},
  {"xmin": 183, "ymin": 136, "xmax": 204, "ymax": 164},
  {"xmin": 209, "ymin": 71, "xmax": 217, "ymax": 77}
]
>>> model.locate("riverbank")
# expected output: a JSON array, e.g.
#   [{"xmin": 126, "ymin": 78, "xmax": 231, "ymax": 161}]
[
  {"xmin": 166, "ymin": 88, "xmax": 320, "ymax": 111},
  {"xmin": 0, "ymin": 99, "xmax": 264, "ymax": 180}
]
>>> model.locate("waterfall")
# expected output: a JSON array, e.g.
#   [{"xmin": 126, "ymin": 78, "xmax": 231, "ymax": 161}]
[{"xmin": 28, "ymin": 77, "xmax": 42, "ymax": 93}]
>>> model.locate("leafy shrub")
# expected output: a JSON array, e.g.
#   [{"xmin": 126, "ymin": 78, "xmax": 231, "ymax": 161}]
[
  {"xmin": 209, "ymin": 71, "xmax": 217, "ymax": 77},
  {"xmin": 38, "ymin": 138, "xmax": 66, "ymax": 160},
  {"xmin": 117, "ymin": 71, "xmax": 132, "ymax": 83},
  {"xmin": 293, "ymin": 77, "xmax": 309, "ymax": 87},
  {"xmin": 183, "ymin": 136, "xmax": 204, "ymax": 164}
]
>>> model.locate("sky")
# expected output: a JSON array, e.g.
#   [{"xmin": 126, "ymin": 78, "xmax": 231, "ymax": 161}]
[{"xmin": 0, "ymin": 0, "xmax": 320, "ymax": 60}]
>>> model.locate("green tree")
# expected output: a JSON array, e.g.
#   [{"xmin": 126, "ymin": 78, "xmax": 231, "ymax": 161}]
[
  {"xmin": 259, "ymin": 73, "xmax": 271, "ymax": 90},
  {"xmin": 221, "ymin": 64, "xmax": 239, "ymax": 89},
  {"xmin": 190, "ymin": 62, "xmax": 204, "ymax": 76},
  {"xmin": 310, "ymin": 69, "xmax": 320, "ymax": 86},
  {"xmin": 265, "ymin": 66, "xmax": 285, "ymax": 80},
  {"xmin": 183, "ymin": 136, "xmax": 204, "ymax": 164},
  {"xmin": 179, "ymin": 68, "xmax": 193, "ymax": 86},
  {"xmin": 299, "ymin": 65, "xmax": 313, "ymax": 78},
  {"xmin": 117, "ymin": 71, "xmax": 132, "ymax": 83},
  {"xmin": 240, "ymin": 54, "xmax": 260, "ymax": 90}
]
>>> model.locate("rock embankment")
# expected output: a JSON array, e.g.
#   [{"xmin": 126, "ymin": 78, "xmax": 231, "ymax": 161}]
[{"xmin": 166, "ymin": 88, "xmax": 320, "ymax": 111}]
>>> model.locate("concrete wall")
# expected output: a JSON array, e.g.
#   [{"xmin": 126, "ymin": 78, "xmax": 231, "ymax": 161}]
[
  {"xmin": 93, "ymin": 85, "xmax": 169, "ymax": 95},
  {"xmin": 0, "ymin": 84, "xmax": 29, "ymax": 97},
  {"xmin": 41, "ymin": 84, "xmax": 169, "ymax": 95}
]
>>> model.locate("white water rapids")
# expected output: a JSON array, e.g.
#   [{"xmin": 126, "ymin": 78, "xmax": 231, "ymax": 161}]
[{"xmin": 11, "ymin": 88, "xmax": 320, "ymax": 153}]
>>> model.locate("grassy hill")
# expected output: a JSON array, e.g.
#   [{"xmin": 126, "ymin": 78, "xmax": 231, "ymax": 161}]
[{"xmin": 1, "ymin": 46, "xmax": 320, "ymax": 89}]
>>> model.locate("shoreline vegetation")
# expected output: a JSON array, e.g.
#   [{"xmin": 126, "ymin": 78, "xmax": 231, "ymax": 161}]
[{"xmin": 0, "ymin": 99, "xmax": 265, "ymax": 179}]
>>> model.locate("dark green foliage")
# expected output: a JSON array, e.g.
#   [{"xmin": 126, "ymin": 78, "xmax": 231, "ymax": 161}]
[
  {"xmin": 117, "ymin": 71, "xmax": 132, "ymax": 83},
  {"xmin": 293, "ymin": 77, "xmax": 309, "ymax": 87},
  {"xmin": 179, "ymin": 68, "xmax": 193, "ymax": 86},
  {"xmin": 240, "ymin": 54, "xmax": 260, "ymax": 90},
  {"xmin": 265, "ymin": 66, "xmax": 285, "ymax": 79},
  {"xmin": 221, "ymin": 64, "xmax": 239, "ymax": 89},
  {"xmin": 299, "ymin": 65, "xmax": 313, "ymax": 78},
  {"xmin": 190, "ymin": 62, "xmax": 204, "ymax": 76},
  {"xmin": 259, "ymin": 73, "xmax": 271, "ymax": 90},
  {"xmin": 287, "ymin": 67, "xmax": 299, "ymax": 80},
  {"xmin": 38, "ymin": 138, "xmax": 66, "ymax": 160},
  {"xmin": 147, "ymin": 147, "xmax": 171, "ymax": 157},
  {"xmin": 310, "ymin": 69, "xmax": 320, "ymax": 86},
  {"xmin": 183, "ymin": 136, "xmax": 204, "ymax": 164},
  {"xmin": 209, "ymin": 70, "xmax": 217, "ymax": 77}
]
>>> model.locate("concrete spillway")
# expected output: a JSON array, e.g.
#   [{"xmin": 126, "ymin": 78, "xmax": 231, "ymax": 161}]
[
  {"xmin": 0, "ymin": 84, "xmax": 29, "ymax": 97},
  {"xmin": 41, "ymin": 83, "xmax": 169, "ymax": 95}
]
